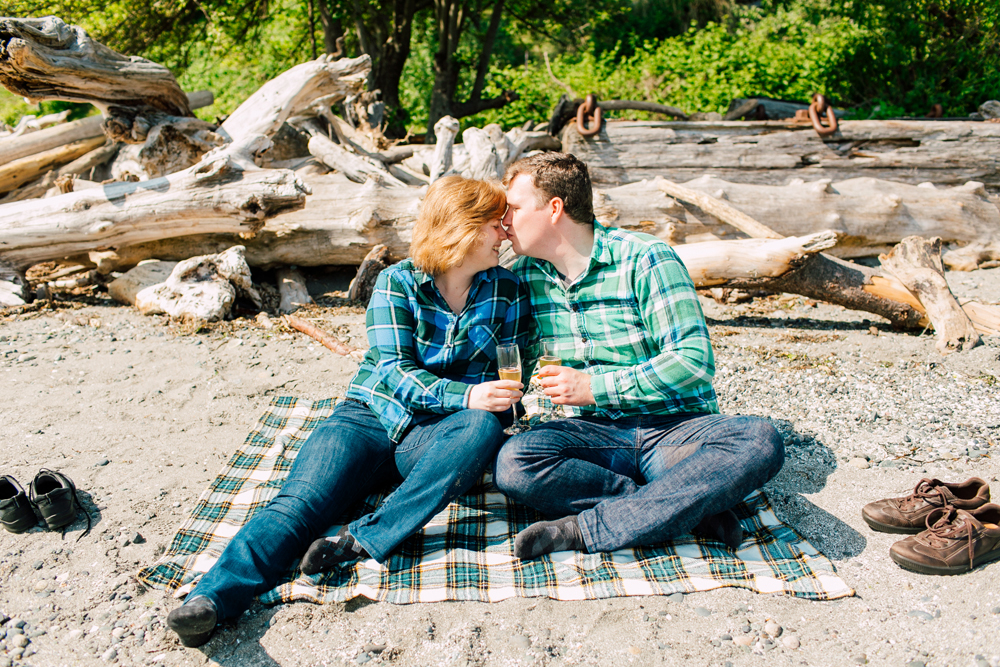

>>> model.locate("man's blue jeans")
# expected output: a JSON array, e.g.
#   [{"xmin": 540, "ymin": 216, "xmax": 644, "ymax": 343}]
[
  {"xmin": 494, "ymin": 413, "xmax": 784, "ymax": 552},
  {"xmin": 189, "ymin": 401, "xmax": 504, "ymax": 621}
]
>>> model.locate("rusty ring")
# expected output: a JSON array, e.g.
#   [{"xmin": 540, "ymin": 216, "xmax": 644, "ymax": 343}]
[
  {"xmin": 576, "ymin": 93, "xmax": 603, "ymax": 137},
  {"xmin": 808, "ymin": 93, "xmax": 838, "ymax": 137}
]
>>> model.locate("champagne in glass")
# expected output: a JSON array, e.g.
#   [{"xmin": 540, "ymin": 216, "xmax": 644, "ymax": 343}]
[
  {"xmin": 538, "ymin": 338, "xmax": 560, "ymax": 368},
  {"xmin": 498, "ymin": 367, "xmax": 522, "ymax": 382},
  {"xmin": 496, "ymin": 343, "xmax": 528, "ymax": 433}
]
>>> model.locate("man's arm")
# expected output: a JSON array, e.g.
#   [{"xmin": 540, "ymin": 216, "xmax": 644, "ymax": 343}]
[
  {"xmin": 589, "ymin": 243, "xmax": 715, "ymax": 410},
  {"xmin": 367, "ymin": 270, "xmax": 471, "ymax": 412}
]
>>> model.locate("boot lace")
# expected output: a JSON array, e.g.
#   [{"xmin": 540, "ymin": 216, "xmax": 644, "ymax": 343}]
[
  {"xmin": 923, "ymin": 506, "xmax": 976, "ymax": 568},
  {"xmin": 898, "ymin": 479, "xmax": 949, "ymax": 511}
]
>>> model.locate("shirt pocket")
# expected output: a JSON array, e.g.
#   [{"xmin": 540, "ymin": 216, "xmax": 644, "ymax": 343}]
[{"xmin": 582, "ymin": 296, "xmax": 647, "ymax": 363}]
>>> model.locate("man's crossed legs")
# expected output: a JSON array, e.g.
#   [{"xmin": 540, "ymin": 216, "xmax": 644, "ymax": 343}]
[{"xmin": 494, "ymin": 413, "xmax": 784, "ymax": 558}]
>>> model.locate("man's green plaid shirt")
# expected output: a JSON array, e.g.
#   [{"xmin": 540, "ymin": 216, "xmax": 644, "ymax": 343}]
[
  {"xmin": 511, "ymin": 221, "xmax": 719, "ymax": 419},
  {"xmin": 346, "ymin": 259, "xmax": 530, "ymax": 441}
]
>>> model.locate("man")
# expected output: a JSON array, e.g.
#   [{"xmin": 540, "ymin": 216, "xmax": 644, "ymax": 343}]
[{"xmin": 494, "ymin": 152, "xmax": 784, "ymax": 560}]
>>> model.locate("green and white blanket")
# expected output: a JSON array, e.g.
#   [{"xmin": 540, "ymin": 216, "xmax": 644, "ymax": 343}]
[{"xmin": 138, "ymin": 397, "xmax": 854, "ymax": 604}]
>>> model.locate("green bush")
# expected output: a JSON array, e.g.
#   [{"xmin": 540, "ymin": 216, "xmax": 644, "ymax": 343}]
[{"xmin": 456, "ymin": 2, "xmax": 863, "ymax": 132}]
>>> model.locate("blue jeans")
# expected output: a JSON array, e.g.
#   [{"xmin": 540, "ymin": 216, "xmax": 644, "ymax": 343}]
[
  {"xmin": 189, "ymin": 401, "xmax": 504, "ymax": 621},
  {"xmin": 494, "ymin": 413, "xmax": 784, "ymax": 552}
]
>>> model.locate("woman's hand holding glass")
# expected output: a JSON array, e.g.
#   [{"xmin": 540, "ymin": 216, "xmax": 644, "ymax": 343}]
[{"xmin": 468, "ymin": 379, "xmax": 523, "ymax": 411}]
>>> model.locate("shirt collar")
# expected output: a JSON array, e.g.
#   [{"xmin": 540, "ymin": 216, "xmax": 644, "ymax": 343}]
[
  {"xmin": 590, "ymin": 220, "xmax": 614, "ymax": 267},
  {"xmin": 414, "ymin": 265, "xmax": 497, "ymax": 295}
]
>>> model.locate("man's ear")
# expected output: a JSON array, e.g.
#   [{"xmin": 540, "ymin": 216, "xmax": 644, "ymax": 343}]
[{"xmin": 548, "ymin": 196, "xmax": 565, "ymax": 223}]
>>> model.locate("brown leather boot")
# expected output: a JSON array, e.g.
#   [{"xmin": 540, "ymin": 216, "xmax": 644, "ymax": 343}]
[
  {"xmin": 889, "ymin": 504, "xmax": 1000, "ymax": 575},
  {"xmin": 862, "ymin": 477, "xmax": 990, "ymax": 534}
]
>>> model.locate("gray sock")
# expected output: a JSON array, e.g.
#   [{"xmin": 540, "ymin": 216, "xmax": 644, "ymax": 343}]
[{"xmin": 513, "ymin": 516, "xmax": 585, "ymax": 560}]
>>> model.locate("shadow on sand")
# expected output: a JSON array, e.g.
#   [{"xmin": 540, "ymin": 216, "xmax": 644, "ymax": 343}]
[{"xmin": 762, "ymin": 418, "xmax": 866, "ymax": 562}]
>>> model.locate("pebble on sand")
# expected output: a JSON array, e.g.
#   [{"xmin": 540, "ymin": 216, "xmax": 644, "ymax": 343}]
[{"xmin": 782, "ymin": 634, "xmax": 800, "ymax": 649}]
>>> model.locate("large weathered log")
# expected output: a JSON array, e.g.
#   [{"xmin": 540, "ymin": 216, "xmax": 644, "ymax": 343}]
[
  {"xmin": 60, "ymin": 171, "xmax": 997, "ymax": 338},
  {"xmin": 676, "ymin": 231, "xmax": 837, "ymax": 284},
  {"xmin": 655, "ymin": 179, "xmax": 783, "ymax": 240},
  {"xmin": 0, "ymin": 17, "xmax": 194, "ymax": 144},
  {"xmin": 563, "ymin": 119, "xmax": 1000, "ymax": 192},
  {"xmin": 594, "ymin": 176, "xmax": 1000, "ymax": 268},
  {"xmin": 220, "ymin": 54, "xmax": 370, "ymax": 144},
  {"xmin": 880, "ymin": 237, "xmax": 980, "ymax": 352},
  {"xmin": 0, "ymin": 134, "xmax": 309, "ymax": 271}
]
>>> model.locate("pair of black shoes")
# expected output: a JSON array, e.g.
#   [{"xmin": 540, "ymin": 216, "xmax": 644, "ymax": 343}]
[{"xmin": 0, "ymin": 469, "xmax": 91, "ymax": 539}]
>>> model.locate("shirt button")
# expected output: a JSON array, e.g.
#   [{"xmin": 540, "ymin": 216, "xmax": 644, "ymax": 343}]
[
  {"xmin": 581, "ymin": 335, "xmax": 589, "ymax": 343},
  {"xmin": 571, "ymin": 303, "xmax": 580, "ymax": 312}
]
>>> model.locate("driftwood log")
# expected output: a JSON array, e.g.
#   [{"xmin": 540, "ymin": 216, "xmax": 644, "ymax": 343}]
[
  {"xmin": 0, "ymin": 135, "xmax": 309, "ymax": 275},
  {"xmin": 880, "ymin": 237, "xmax": 980, "ymax": 352},
  {"xmin": 563, "ymin": 119, "xmax": 1000, "ymax": 192},
  {"xmin": 220, "ymin": 54, "xmax": 371, "ymax": 144},
  {"xmin": 0, "ymin": 135, "xmax": 105, "ymax": 194},
  {"xmin": 592, "ymin": 176, "xmax": 1000, "ymax": 269},
  {"xmin": 0, "ymin": 16, "xmax": 196, "ymax": 143},
  {"xmin": 305, "ymin": 127, "xmax": 406, "ymax": 188}
]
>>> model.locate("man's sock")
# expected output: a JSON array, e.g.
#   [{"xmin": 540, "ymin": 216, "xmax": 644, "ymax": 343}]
[
  {"xmin": 300, "ymin": 526, "xmax": 370, "ymax": 575},
  {"xmin": 513, "ymin": 516, "xmax": 585, "ymax": 560},
  {"xmin": 694, "ymin": 508, "xmax": 744, "ymax": 550},
  {"xmin": 166, "ymin": 595, "xmax": 218, "ymax": 648}
]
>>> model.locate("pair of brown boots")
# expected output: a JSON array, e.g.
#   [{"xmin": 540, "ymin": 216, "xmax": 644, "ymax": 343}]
[{"xmin": 862, "ymin": 477, "xmax": 1000, "ymax": 575}]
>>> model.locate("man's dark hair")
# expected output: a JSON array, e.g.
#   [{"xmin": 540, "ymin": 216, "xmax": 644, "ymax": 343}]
[{"xmin": 503, "ymin": 152, "xmax": 594, "ymax": 225}]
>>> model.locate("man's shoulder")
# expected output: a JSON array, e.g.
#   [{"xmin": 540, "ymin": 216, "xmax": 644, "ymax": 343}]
[{"xmin": 602, "ymin": 225, "xmax": 680, "ymax": 264}]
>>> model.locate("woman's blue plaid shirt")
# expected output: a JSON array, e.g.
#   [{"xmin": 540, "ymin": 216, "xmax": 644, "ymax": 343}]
[{"xmin": 346, "ymin": 259, "xmax": 530, "ymax": 441}]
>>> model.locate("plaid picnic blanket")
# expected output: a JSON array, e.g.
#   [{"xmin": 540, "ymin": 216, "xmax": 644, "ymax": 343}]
[{"xmin": 137, "ymin": 397, "xmax": 854, "ymax": 604}]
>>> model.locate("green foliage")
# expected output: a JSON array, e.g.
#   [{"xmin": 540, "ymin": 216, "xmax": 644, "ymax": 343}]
[
  {"xmin": 447, "ymin": 1, "xmax": 865, "ymax": 131},
  {"xmin": 835, "ymin": 0, "xmax": 1000, "ymax": 117},
  {"xmin": 2, "ymin": 0, "xmax": 998, "ymax": 134}
]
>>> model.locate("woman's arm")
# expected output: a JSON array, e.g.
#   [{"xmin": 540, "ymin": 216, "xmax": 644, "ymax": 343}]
[{"xmin": 366, "ymin": 270, "xmax": 473, "ymax": 413}]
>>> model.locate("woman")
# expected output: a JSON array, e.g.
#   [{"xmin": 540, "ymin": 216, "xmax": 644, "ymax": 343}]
[{"xmin": 167, "ymin": 176, "xmax": 527, "ymax": 647}]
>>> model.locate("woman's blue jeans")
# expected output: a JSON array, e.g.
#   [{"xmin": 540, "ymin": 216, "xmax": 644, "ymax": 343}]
[
  {"xmin": 494, "ymin": 413, "xmax": 784, "ymax": 552},
  {"xmin": 189, "ymin": 401, "xmax": 504, "ymax": 621}
]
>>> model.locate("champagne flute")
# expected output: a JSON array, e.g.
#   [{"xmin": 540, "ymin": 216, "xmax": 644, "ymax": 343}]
[
  {"xmin": 537, "ymin": 338, "xmax": 562, "ymax": 420},
  {"xmin": 496, "ymin": 343, "xmax": 528, "ymax": 433}
]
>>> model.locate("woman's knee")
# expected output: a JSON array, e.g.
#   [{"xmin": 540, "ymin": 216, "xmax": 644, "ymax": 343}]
[{"xmin": 448, "ymin": 409, "xmax": 505, "ymax": 448}]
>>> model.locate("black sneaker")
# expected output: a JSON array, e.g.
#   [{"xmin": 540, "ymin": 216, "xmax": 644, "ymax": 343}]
[
  {"xmin": 0, "ymin": 475, "xmax": 37, "ymax": 533},
  {"xmin": 29, "ymin": 469, "xmax": 86, "ymax": 532}
]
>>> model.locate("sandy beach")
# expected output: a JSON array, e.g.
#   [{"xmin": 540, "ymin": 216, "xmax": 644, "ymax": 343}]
[{"xmin": 1, "ymin": 267, "xmax": 999, "ymax": 667}]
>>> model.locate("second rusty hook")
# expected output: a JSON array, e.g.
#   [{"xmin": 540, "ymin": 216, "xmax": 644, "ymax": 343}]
[
  {"xmin": 808, "ymin": 93, "xmax": 838, "ymax": 137},
  {"xmin": 576, "ymin": 93, "xmax": 603, "ymax": 137}
]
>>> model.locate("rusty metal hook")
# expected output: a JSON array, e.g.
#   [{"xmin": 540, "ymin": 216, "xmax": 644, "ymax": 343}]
[
  {"xmin": 576, "ymin": 94, "xmax": 603, "ymax": 137},
  {"xmin": 808, "ymin": 93, "xmax": 838, "ymax": 137}
]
